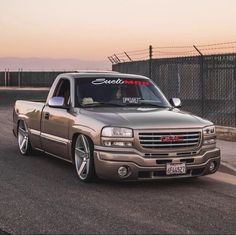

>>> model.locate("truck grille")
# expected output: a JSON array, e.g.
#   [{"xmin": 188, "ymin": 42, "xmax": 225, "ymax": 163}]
[{"xmin": 139, "ymin": 131, "xmax": 201, "ymax": 149}]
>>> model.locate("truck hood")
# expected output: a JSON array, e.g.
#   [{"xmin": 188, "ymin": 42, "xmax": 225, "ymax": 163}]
[{"xmin": 79, "ymin": 107, "xmax": 212, "ymax": 129}]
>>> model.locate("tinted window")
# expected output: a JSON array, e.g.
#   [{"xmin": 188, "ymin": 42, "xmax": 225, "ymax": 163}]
[{"xmin": 75, "ymin": 77, "xmax": 170, "ymax": 108}]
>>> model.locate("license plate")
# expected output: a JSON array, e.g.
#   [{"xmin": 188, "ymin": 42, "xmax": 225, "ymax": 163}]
[{"xmin": 166, "ymin": 163, "xmax": 186, "ymax": 175}]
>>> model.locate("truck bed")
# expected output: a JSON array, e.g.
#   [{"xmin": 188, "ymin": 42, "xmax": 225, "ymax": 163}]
[{"xmin": 13, "ymin": 100, "xmax": 45, "ymax": 137}]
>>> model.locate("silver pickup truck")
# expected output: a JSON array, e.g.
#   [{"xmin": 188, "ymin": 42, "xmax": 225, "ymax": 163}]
[{"xmin": 13, "ymin": 71, "xmax": 220, "ymax": 182}]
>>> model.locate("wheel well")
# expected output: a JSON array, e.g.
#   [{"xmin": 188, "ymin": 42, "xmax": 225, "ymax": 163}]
[{"xmin": 16, "ymin": 120, "xmax": 22, "ymax": 136}]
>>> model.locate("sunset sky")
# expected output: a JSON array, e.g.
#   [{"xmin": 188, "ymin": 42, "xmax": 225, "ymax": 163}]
[{"xmin": 1, "ymin": 0, "xmax": 236, "ymax": 60}]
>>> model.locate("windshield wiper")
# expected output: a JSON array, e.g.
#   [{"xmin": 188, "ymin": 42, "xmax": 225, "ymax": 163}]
[{"xmin": 82, "ymin": 102, "xmax": 125, "ymax": 107}]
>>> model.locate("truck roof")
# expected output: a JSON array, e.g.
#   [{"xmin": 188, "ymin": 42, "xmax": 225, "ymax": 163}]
[{"xmin": 59, "ymin": 71, "xmax": 149, "ymax": 80}]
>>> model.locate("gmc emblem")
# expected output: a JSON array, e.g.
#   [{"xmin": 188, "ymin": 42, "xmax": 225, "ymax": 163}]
[{"xmin": 161, "ymin": 135, "xmax": 183, "ymax": 142}]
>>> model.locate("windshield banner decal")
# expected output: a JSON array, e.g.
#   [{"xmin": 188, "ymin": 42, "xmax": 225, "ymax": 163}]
[{"xmin": 91, "ymin": 78, "xmax": 149, "ymax": 86}]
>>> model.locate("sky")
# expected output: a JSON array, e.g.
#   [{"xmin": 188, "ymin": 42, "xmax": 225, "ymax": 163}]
[{"xmin": 1, "ymin": 0, "xmax": 236, "ymax": 61}]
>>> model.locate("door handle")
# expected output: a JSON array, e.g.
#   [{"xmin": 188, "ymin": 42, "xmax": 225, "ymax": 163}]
[{"xmin": 44, "ymin": 112, "xmax": 50, "ymax": 120}]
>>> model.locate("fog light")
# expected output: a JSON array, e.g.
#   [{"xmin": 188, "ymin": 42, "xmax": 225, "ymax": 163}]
[
  {"xmin": 209, "ymin": 161, "xmax": 216, "ymax": 172},
  {"xmin": 204, "ymin": 139, "xmax": 216, "ymax": 145},
  {"xmin": 113, "ymin": 142, "xmax": 132, "ymax": 147},
  {"xmin": 118, "ymin": 166, "xmax": 128, "ymax": 178}
]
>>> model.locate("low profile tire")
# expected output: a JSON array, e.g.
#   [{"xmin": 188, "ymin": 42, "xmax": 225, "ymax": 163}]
[
  {"xmin": 17, "ymin": 120, "xmax": 32, "ymax": 155},
  {"xmin": 74, "ymin": 134, "xmax": 96, "ymax": 182}
]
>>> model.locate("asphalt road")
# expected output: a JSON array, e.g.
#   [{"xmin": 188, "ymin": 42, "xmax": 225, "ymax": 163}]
[{"xmin": 0, "ymin": 106, "xmax": 236, "ymax": 234}]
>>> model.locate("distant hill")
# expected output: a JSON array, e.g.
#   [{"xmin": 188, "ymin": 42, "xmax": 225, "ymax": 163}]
[{"xmin": 0, "ymin": 57, "xmax": 111, "ymax": 71}]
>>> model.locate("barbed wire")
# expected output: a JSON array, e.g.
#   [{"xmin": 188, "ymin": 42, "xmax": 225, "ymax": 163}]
[
  {"xmin": 153, "ymin": 45, "xmax": 193, "ymax": 49},
  {"xmin": 197, "ymin": 46, "xmax": 236, "ymax": 51},
  {"xmin": 153, "ymin": 49, "xmax": 197, "ymax": 54},
  {"xmin": 125, "ymin": 48, "xmax": 148, "ymax": 53},
  {"xmin": 131, "ymin": 55, "xmax": 149, "ymax": 61},
  {"xmin": 123, "ymin": 51, "xmax": 148, "ymax": 56},
  {"xmin": 108, "ymin": 41, "xmax": 236, "ymax": 64},
  {"xmin": 197, "ymin": 41, "xmax": 236, "ymax": 47}
]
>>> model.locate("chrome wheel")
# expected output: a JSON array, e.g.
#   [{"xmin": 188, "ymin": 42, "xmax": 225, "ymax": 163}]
[
  {"xmin": 18, "ymin": 121, "xmax": 30, "ymax": 155},
  {"xmin": 75, "ymin": 134, "xmax": 92, "ymax": 181}
]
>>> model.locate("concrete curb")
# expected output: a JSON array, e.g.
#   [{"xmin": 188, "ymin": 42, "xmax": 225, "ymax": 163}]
[
  {"xmin": 216, "ymin": 126, "xmax": 236, "ymax": 142},
  {"xmin": 221, "ymin": 161, "xmax": 236, "ymax": 173}
]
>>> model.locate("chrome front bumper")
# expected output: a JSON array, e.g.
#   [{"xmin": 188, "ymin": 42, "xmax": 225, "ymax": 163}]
[{"xmin": 94, "ymin": 147, "xmax": 221, "ymax": 181}]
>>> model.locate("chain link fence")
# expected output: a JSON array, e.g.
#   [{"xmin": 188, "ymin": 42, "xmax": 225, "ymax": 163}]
[
  {"xmin": 0, "ymin": 71, "xmax": 66, "ymax": 87},
  {"xmin": 113, "ymin": 54, "xmax": 236, "ymax": 128}
]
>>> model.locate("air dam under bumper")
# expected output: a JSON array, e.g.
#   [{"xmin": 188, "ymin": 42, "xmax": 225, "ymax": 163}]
[{"xmin": 94, "ymin": 147, "xmax": 220, "ymax": 181}]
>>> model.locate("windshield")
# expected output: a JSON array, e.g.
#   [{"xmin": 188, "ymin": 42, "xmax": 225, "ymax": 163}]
[{"xmin": 75, "ymin": 77, "xmax": 171, "ymax": 108}]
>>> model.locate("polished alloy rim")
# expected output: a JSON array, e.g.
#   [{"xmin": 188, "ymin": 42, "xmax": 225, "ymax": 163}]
[
  {"xmin": 75, "ymin": 135, "xmax": 90, "ymax": 180},
  {"xmin": 18, "ymin": 121, "xmax": 29, "ymax": 154}
]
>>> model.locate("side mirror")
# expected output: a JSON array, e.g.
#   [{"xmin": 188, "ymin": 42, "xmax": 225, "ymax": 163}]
[
  {"xmin": 48, "ymin": 96, "xmax": 66, "ymax": 108},
  {"xmin": 170, "ymin": 98, "xmax": 182, "ymax": 108}
]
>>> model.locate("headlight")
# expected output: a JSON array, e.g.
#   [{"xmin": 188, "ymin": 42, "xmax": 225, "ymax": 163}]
[
  {"xmin": 102, "ymin": 127, "xmax": 133, "ymax": 138},
  {"xmin": 203, "ymin": 125, "xmax": 215, "ymax": 136}
]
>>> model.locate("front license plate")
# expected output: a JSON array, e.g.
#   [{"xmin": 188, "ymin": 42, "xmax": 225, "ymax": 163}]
[{"xmin": 166, "ymin": 163, "xmax": 186, "ymax": 175}]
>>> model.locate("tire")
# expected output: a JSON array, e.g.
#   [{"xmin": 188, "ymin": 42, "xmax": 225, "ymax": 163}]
[
  {"xmin": 17, "ymin": 120, "xmax": 33, "ymax": 155},
  {"xmin": 74, "ymin": 134, "xmax": 96, "ymax": 182}
]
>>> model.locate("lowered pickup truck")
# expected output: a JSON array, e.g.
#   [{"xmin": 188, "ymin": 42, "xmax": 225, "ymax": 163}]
[{"xmin": 13, "ymin": 71, "xmax": 220, "ymax": 182}]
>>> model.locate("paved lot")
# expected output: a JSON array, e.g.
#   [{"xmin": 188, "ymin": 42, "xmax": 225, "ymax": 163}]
[{"xmin": 0, "ymin": 106, "xmax": 236, "ymax": 234}]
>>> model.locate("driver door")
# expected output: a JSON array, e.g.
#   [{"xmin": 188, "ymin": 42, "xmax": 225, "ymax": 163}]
[{"xmin": 41, "ymin": 78, "xmax": 71, "ymax": 160}]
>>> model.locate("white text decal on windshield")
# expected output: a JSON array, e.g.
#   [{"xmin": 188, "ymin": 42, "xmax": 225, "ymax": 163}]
[
  {"xmin": 92, "ymin": 78, "xmax": 124, "ymax": 85},
  {"xmin": 91, "ymin": 78, "xmax": 150, "ymax": 86},
  {"xmin": 123, "ymin": 97, "xmax": 141, "ymax": 104}
]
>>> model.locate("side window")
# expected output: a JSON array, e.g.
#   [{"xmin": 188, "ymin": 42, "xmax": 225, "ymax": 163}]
[{"xmin": 54, "ymin": 79, "xmax": 71, "ymax": 105}]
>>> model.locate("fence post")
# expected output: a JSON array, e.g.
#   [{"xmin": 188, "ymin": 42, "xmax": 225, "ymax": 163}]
[
  {"xmin": 200, "ymin": 56, "xmax": 205, "ymax": 117},
  {"xmin": 234, "ymin": 56, "xmax": 236, "ymax": 127},
  {"xmin": 21, "ymin": 68, "xmax": 23, "ymax": 86},
  {"xmin": 149, "ymin": 45, "xmax": 153, "ymax": 79},
  {"xmin": 7, "ymin": 69, "xmax": 10, "ymax": 86},
  {"xmin": 193, "ymin": 45, "xmax": 205, "ymax": 117},
  {"xmin": 4, "ymin": 69, "xmax": 7, "ymax": 86},
  {"xmin": 18, "ymin": 68, "xmax": 21, "ymax": 87}
]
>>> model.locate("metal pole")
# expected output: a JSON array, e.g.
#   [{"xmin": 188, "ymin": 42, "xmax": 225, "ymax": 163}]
[
  {"xmin": 193, "ymin": 45, "xmax": 203, "ymax": 56},
  {"xmin": 7, "ymin": 69, "xmax": 10, "ymax": 86},
  {"xmin": 110, "ymin": 56, "xmax": 116, "ymax": 64},
  {"xmin": 21, "ymin": 68, "xmax": 23, "ymax": 87},
  {"xmin": 114, "ymin": 54, "xmax": 121, "ymax": 63},
  {"xmin": 200, "ymin": 55, "xmax": 204, "ymax": 117},
  {"xmin": 112, "ymin": 56, "xmax": 119, "ymax": 64},
  {"xmin": 4, "ymin": 69, "xmax": 7, "ymax": 86},
  {"xmin": 149, "ymin": 45, "xmax": 153, "ymax": 79},
  {"xmin": 234, "ymin": 56, "xmax": 236, "ymax": 127},
  {"xmin": 18, "ymin": 68, "xmax": 21, "ymax": 87},
  {"xmin": 108, "ymin": 57, "xmax": 114, "ymax": 64},
  {"xmin": 193, "ymin": 45, "xmax": 204, "ymax": 117},
  {"xmin": 124, "ymin": 52, "xmax": 132, "ymax": 61}
]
